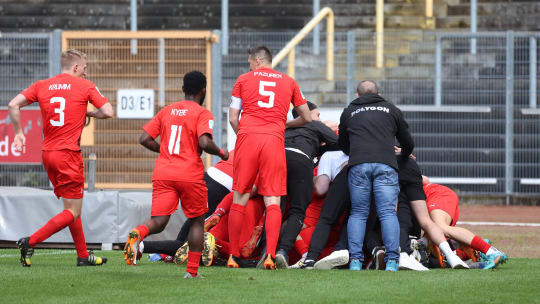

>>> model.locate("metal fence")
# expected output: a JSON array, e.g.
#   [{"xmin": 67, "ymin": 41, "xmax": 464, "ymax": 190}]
[
  {"xmin": 0, "ymin": 32, "xmax": 61, "ymax": 187},
  {"xmin": 1, "ymin": 29, "xmax": 539, "ymax": 199}
]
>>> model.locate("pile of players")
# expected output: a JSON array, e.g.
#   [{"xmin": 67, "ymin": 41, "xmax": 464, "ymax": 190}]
[{"xmin": 10, "ymin": 46, "xmax": 507, "ymax": 279}]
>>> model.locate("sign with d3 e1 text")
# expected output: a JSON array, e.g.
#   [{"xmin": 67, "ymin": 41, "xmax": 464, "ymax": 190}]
[
  {"xmin": 117, "ymin": 89, "xmax": 155, "ymax": 119},
  {"xmin": 0, "ymin": 109, "xmax": 43, "ymax": 164}
]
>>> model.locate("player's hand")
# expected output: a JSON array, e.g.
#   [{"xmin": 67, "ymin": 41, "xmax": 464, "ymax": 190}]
[
  {"xmin": 13, "ymin": 132, "xmax": 26, "ymax": 154},
  {"xmin": 394, "ymin": 146, "xmax": 402, "ymax": 155},
  {"xmin": 220, "ymin": 149, "xmax": 229, "ymax": 161},
  {"xmin": 409, "ymin": 153, "xmax": 416, "ymax": 160},
  {"xmin": 204, "ymin": 214, "xmax": 221, "ymax": 232}
]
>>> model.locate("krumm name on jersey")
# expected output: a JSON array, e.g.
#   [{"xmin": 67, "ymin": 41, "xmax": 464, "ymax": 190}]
[{"xmin": 48, "ymin": 84, "xmax": 71, "ymax": 90}]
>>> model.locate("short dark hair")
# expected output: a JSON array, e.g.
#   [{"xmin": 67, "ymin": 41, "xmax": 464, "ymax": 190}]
[
  {"xmin": 248, "ymin": 45, "xmax": 272, "ymax": 63},
  {"xmin": 292, "ymin": 101, "xmax": 317, "ymax": 118},
  {"xmin": 357, "ymin": 80, "xmax": 378, "ymax": 96},
  {"xmin": 183, "ymin": 71, "xmax": 206, "ymax": 95}
]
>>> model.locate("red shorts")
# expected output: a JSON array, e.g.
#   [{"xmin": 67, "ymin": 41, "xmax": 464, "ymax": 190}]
[
  {"xmin": 232, "ymin": 134, "xmax": 287, "ymax": 196},
  {"xmin": 427, "ymin": 193, "xmax": 460, "ymax": 226},
  {"xmin": 151, "ymin": 180, "xmax": 208, "ymax": 218},
  {"xmin": 42, "ymin": 150, "xmax": 84, "ymax": 199}
]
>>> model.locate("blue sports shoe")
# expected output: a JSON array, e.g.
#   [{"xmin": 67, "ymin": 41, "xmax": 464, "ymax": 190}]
[
  {"xmin": 483, "ymin": 251, "xmax": 508, "ymax": 270},
  {"xmin": 385, "ymin": 260, "xmax": 399, "ymax": 272},
  {"xmin": 148, "ymin": 253, "xmax": 163, "ymax": 262},
  {"xmin": 349, "ymin": 259, "xmax": 362, "ymax": 271}
]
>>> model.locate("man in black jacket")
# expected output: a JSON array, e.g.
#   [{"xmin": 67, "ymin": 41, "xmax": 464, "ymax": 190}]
[
  {"xmin": 274, "ymin": 101, "xmax": 339, "ymax": 268},
  {"xmin": 338, "ymin": 81, "xmax": 413, "ymax": 271}
]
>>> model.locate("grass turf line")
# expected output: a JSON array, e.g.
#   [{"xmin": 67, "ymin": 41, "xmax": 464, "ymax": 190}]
[{"xmin": 1, "ymin": 249, "xmax": 539, "ymax": 304}]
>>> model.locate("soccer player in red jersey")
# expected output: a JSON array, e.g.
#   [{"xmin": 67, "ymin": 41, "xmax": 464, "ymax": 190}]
[
  {"xmin": 227, "ymin": 46, "xmax": 312, "ymax": 269},
  {"xmin": 123, "ymin": 71, "xmax": 228, "ymax": 279},
  {"xmin": 8, "ymin": 49, "xmax": 114, "ymax": 267},
  {"xmin": 422, "ymin": 176, "xmax": 507, "ymax": 269}
]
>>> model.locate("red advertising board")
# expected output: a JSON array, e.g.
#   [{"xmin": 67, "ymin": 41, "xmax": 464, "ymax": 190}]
[{"xmin": 0, "ymin": 109, "xmax": 43, "ymax": 164}]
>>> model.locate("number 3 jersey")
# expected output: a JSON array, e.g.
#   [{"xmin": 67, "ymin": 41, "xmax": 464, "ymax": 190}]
[
  {"xmin": 143, "ymin": 100, "xmax": 214, "ymax": 182},
  {"xmin": 231, "ymin": 67, "xmax": 306, "ymax": 140},
  {"xmin": 20, "ymin": 73, "xmax": 109, "ymax": 151}
]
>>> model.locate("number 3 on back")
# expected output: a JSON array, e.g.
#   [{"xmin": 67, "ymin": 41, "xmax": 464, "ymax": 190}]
[
  {"xmin": 50, "ymin": 97, "xmax": 65, "ymax": 126},
  {"xmin": 258, "ymin": 81, "xmax": 276, "ymax": 108}
]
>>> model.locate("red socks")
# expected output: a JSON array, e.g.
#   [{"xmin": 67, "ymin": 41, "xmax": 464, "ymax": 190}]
[
  {"xmin": 265, "ymin": 205, "xmax": 282, "ymax": 258},
  {"xmin": 228, "ymin": 204, "xmax": 246, "ymax": 257},
  {"xmin": 215, "ymin": 238, "xmax": 231, "ymax": 256},
  {"xmin": 29, "ymin": 210, "xmax": 74, "ymax": 247},
  {"xmin": 470, "ymin": 235, "xmax": 491, "ymax": 254},
  {"xmin": 294, "ymin": 239, "xmax": 309, "ymax": 256},
  {"xmin": 136, "ymin": 225, "xmax": 150, "ymax": 240},
  {"xmin": 186, "ymin": 251, "xmax": 202, "ymax": 276},
  {"xmin": 68, "ymin": 217, "xmax": 89, "ymax": 259}
]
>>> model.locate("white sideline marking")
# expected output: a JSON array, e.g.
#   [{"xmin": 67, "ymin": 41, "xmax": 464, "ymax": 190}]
[
  {"xmin": 458, "ymin": 221, "xmax": 540, "ymax": 227},
  {"xmin": 0, "ymin": 250, "xmax": 76, "ymax": 258}
]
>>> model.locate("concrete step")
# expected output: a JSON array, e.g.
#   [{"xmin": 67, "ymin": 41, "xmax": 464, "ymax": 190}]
[
  {"xmin": 415, "ymin": 147, "xmax": 540, "ymax": 164},
  {"xmin": 0, "ymin": 3, "xmax": 128, "ymax": 16},
  {"xmin": 418, "ymin": 162, "xmax": 505, "ymax": 177},
  {"xmin": 0, "ymin": 15, "xmax": 129, "ymax": 30}
]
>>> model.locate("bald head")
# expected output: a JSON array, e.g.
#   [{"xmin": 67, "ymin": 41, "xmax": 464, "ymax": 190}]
[{"xmin": 356, "ymin": 81, "xmax": 378, "ymax": 96}]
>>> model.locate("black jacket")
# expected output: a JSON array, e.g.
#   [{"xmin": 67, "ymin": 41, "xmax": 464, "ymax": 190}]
[
  {"xmin": 338, "ymin": 93, "xmax": 414, "ymax": 170},
  {"xmin": 285, "ymin": 120, "xmax": 338, "ymax": 160}
]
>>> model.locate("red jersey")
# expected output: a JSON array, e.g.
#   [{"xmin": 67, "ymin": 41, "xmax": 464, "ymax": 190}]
[
  {"xmin": 231, "ymin": 67, "xmax": 306, "ymax": 139},
  {"xmin": 143, "ymin": 100, "xmax": 214, "ymax": 182},
  {"xmin": 20, "ymin": 73, "xmax": 108, "ymax": 151},
  {"xmin": 423, "ymin": 183, "xmax": 458, "ymax": 203}
]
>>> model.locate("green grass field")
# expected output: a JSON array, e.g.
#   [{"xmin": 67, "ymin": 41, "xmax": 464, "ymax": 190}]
[{"xmin": 1, "ymin": 249, "xmax": 540, "ymax": 304}]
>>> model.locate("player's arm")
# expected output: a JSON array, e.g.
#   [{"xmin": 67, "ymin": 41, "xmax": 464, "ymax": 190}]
[
  {"xmin": 313, "ymin": 174, "xmax": 331, "ymax": 196},
  {"xmin": 87, "ymin": 103, "xmax": 114, "ymax": 119},
  {"xmin": 286, "ymin": 103, "xmax": 312, "ymax": 128},
  {"xmin": 8, "ymin": 94, "xmax": 30, "ymax": 153},
  {"xmin": 199, "ymin": 134, "xmax": 229, "ymax": 160},
  {"xmin": 139, "ymin": 131, "xmax": 160, "ymax": 153},
  {"xmin": 229, "ymin": 107, "xmax": 241, "ymax": 134}
]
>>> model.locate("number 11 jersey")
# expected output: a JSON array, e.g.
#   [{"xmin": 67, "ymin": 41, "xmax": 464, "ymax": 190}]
[
  {"xmin": 20, "ymin": 73, "xmax": 108, "ymax": 151},
  {"xmin": 143, "ymin": 100, "xmax": 214, "ymax": 182},
  {"xmin": 231, "ymin": 67, "xmax": 306, "ymax": 140}
]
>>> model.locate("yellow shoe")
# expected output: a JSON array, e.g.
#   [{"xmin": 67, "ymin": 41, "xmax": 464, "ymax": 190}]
[
  {"xmin": 123, "ymin": 229, "xmax": 140, "ymax": 266},
  {"xmin": 202, "ymin": 232, "xmax": 216, "ymax": 267},
  {"xmin": 174, "ymin": 241, "xmax": 189, "ymax": 265}
]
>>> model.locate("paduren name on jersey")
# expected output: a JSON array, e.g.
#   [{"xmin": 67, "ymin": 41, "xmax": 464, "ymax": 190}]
[
  {"xmin": 171, "ymin": 109, "xmax": 188, "ymax": 116},
  {"xmin": 253, "ymin": 71, "xmax": 283, "ymax": 79},
  {"xmin": 351, "ymin": 106, "xmax": 390, "ymax": 117},
  {"xmin": 48, "ymin": 84, "xmax": 71, "ymax": 90}
]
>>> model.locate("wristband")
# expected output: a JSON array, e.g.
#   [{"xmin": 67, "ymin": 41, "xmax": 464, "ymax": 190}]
[{"xmin": 218, "ymin": 148, "xmax": 225, "ymax": 158}]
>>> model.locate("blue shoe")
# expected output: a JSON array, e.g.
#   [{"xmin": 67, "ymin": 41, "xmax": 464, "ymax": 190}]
[
  {"xmin": 385, "ymin": 260, "xmax": 399, "ymax": 272},
  {"xmin": 349, "ymin": 259, "xmax": 362, "ymax": 271},
  {"xmin": 148, "ymin": 253, "xmax": 162, "ymax": 262},
  {"xmin": 483, "ymin": 251, "xmax": 508, "ymax": 270}
]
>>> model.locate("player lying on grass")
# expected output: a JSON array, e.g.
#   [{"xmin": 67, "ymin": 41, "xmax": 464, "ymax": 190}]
[
  {"xmin": 421, "ymin": 176, "xmax": 508, "ymax": 269},
  {"xmin": 9, "ymin": 49, "xmax": 113, "ymax": 267},
  {"xmin": 123, "ymin": 71, "xmax": 228, "ymax": 279}
]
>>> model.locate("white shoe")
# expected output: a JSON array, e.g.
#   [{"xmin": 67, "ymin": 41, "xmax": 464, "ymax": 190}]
[
  {"xmin": 447, "ymin": 253, "xmax": 470, "ymax": 269},
  {"xmin": 314, "ymin": 250, "xmax": 349, "ymax": 270},
  {"xmin": 399, "ymin": 252, "xmax": 429, "ymax": 271},
  {"xmin": 289, "ymin": 258, "xmax": 304, "ymax": 269}
]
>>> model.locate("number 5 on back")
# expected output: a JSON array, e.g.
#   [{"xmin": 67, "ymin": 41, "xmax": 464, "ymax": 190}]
[{"xmin": 258, "ymin": 81, "xmax": 276, "ymax": 108}]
